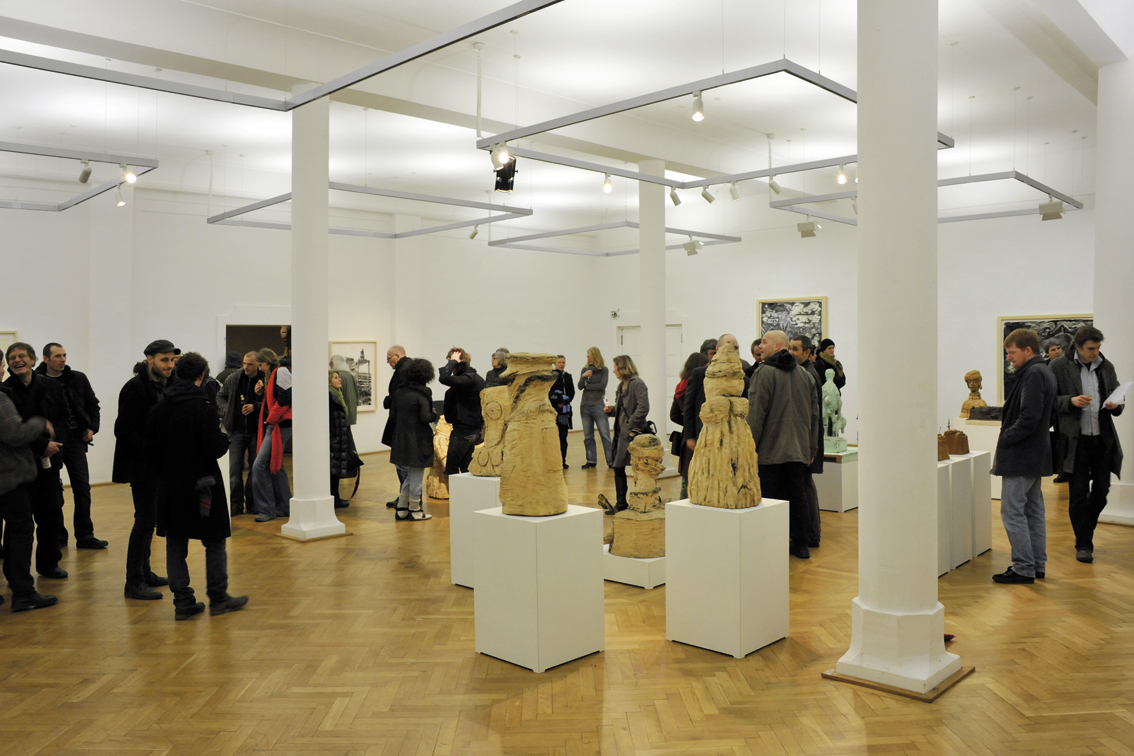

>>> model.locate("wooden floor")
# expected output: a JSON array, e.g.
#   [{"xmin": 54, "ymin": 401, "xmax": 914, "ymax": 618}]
[{"xmin": 4, "ymin": 439, "xmax": 1134, "ymax": 756}]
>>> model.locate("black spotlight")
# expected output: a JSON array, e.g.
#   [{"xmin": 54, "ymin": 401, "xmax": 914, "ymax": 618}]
[{"xmin": 494, "ymin": 158, "xmax": 517, "ymax": 193}]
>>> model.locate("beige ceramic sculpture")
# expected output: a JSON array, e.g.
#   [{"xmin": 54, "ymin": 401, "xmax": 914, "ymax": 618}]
[
  {"xmin": 687, "ymin": 342, "xmax": 762, "ymax": 509},
  {"xmin": 498, "ymin": 353, "xmax": 569, "ymax": 517},
  {"xmin": 425, "ymin": 417, "xmax": 452, "ymax": 500},
  {"xmin": 960, "ymin": 370, "xmax": 988, "ymax": 419},
  {"xmin": 609, "ymin": 434, "xmax": 666, "ymax": 558},
  {"xmin": 470, "ymin": 384, "xmax": 511, "ymax": 476}
]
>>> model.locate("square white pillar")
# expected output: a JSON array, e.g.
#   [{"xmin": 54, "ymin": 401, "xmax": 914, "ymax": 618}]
[
  {"xmin": 948, "ymin": 456, "xmax": 973, "ymax": 569},
  {"xmin": 665, "ymin": 499, "xmax": 790, "ymax": 658},
  {"xmin": 449, "ymin": 473, "xmax": 501, "ymax": 588},
  {"xmin": 816, "ymin": 450, "xmax": 859, "ymax": 512},
  {"xmin": 473, "ymin": 506, "xmax": 604, "ymax": 673}
]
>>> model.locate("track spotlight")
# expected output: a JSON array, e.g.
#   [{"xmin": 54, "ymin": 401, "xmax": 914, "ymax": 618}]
[
  {"xmin": 603, "ymin": 173, "xmax": 613, "ymax": 193},
  {"xmin": 469, "ymin": 225, "xmax": 479, "ymax": 239},
  {"xmin": 836, "ymin": 164, "xmax": 847, "ymax": 185},
  {"xmin": 797, "ymin": 217, "xmax": 820, "ymax": 238},
  {"xmin": 683, "ymin": 236, "xmax": 703, "ymax": 256},
  {"xmin": 669, "ymin": 186, "xmax": 681, "ymax": 206},
  {"xmin": 121, "ymin": 164, "xmax": 137, "ymax": 184},
  {"xmin": 494, "ymin": 158, "xmax": 517, "ymax": 193},
  {"xmin": 691, "ymin": 91, "xmax": 705, "ymax": 122},
  {"xmin": 1039, "ymin": 196, "xmax": 1064, "ymax": 221},
  {"xmin": 729, "ymin": 182, "xmax": 740, "ymax": 201},
  {"xmin": 115, "ymin": 184, "xmax": 126, "ymax": 207},
  {"xmin": 768, "ymin": 176, "xmax": 782, "ymax": 195},
  {"xmin": 490, "ymin": 143, "xmax": 511, "ymax": 170},
  {"xmin": 78, "ymin": 160, "xmax": 91, "ymax": 184},
  {"xmin": 701, "ymin": 186, "xmax": 715, "ymax": 204}
]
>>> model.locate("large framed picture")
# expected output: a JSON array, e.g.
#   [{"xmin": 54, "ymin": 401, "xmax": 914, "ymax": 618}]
[
  {"xmin": 329, "ymin": 341, "xmax": 377, "ymax": 412},
  {"xmin": 757, "ymin": 297, "xmax": 827, "ymax": 344},
  {"xmin": 0, "ymin": 331, "xmax": 16, "ymax": 355},
  {"xmin": 998, "ymin": 314, "xmax": 1092, "ymax": 403}
]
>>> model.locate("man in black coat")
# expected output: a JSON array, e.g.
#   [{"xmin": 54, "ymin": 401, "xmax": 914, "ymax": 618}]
[
  {"xmin": 114, "ymin": 339, "xmax": 178, "ymax": 600},
  {"xmin": 145, "ymin": 352, "xmax": 248, "ymax": 621},
  {"xmin": 439, "ymin": 348, "xmax": 485, "ymax": 475},
  {"xmin": 382, "ymin": 345, "xmax": 410, "ymax": 508},
  {"xmin": 790, "ymin": 335, "xmax": 824, "ymax": 548},
  {"xmin": 216, "ymin": 351, "xmax": 264, "ymax": 516},
  {"xmin": 548, "ymin": 355, "xmax": 575, "ymax": 469},
  {"xmin": 991, "ymin": 328, "xmax": 1056, "ymax": 584},
  {"xmin": 2, "ymin": 342, "xmax": 72, "ymax": 581},
  {"xmin": 36, "ymin": 342, "xmax": 107, "ymax": 550}
]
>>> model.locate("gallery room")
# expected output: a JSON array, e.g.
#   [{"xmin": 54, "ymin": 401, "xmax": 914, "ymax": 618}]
[{"xmin": 1, "ymin": 0, "xmax": 1133, "ymax": 753}]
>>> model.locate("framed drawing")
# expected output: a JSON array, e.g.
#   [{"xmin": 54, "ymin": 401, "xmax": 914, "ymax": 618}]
[
  {"xmin": 997, "ymin": 314, "xmax": 1092, "ymax": 403},
  {"xmin": 329, "ymin": 341, "xmax": 377, "ymax": 412},
  {"xmin": 757, "ymin": 297, "xmax": 827, "ymax": 344},
  {"xmin": 0, "ymin": 331, "xmax": 16, "ymax": 356}
]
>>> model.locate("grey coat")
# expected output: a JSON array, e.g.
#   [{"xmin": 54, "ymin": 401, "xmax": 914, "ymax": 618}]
[
  {"xmin": 746, "ymin": 350, "xmax": 820, "ymax": 466},
  {"xmin": 612, "ymin": 375, "xmax": 649, "ymax": 467},
  {"xmin": 992, "ymin": 356, "xmax": 1056, "ymax": 478},
  {"xmin": 577, "ymin": 365, "xmax": 609, "ymax": 406},
  {"xmin": 1049, "ymin": 352, "xmax": 1124, "ymax": 477},
  {"xmin": 0, "ymin": 387, "xmax": 47, "ymax": 496}
]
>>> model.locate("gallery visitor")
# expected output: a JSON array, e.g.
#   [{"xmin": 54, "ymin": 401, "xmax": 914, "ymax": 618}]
[
  {"xmin": 607, "ymin": 354, "xmax": 650, "ymax": 514},
  {"xmin": 328, "ymin": 370, "xmax": 357, "ymax": 509},
  {"xmin": 816, "ymin": 338, "xmax": 846, "ymax": 391},
  {"xmin": 548, "ymin": 355, "xmax": 575, "ymax": 469},
  {"xmin": 485, "ymin": 349, "xmax": 510, "ymax": 388},
  {"xmin": 790, "ymin": 334, "xmax": 825, "ymax": 548},
  {"xmin": 390, "ymin": 358, "xmax": 439, "ymax": 521},
  {"xmin": 252, "ymin": 348, "xmax": 292, "ymax": 523},
  {"xmin": 439, "ymin": 348, "xmax": 484, "ymax": 475},
  {"xmin": 672, "ymin": 351, "xmax": 708, "ymax": 499},
  {"xmin": 330, "ymin": 354, "xmax": 359, "ymax": 425},
  {"xmin": 578, "ymin": 346, "xmax": 613, "ymax": 469},
  {"xmin": 216, "ymin": 351, "xmax": 264, "ymax": 517},
  {"xmin": 382, "ymin": 345, "xmax": 410, "ymax": 508}
]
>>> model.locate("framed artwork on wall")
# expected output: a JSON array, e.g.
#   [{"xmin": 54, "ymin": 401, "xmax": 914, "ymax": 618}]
[
  {"xmin": 757, "ymin": 297, "xmax": 827, "ymax": 344},
  {"xmin": 0, "ymin": 331, "xmax": 16, "ymax": 355},
  {"xmin": 997, "ymin": 313, "xmax": 1092, "ymax": 403},
  {"xmin": 329, "ymin": 341, "xmax": 377, "ymax": 412}
]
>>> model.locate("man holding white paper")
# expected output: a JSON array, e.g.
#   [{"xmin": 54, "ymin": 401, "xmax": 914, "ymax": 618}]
[{"xmin": 1050, "ymin": 325, "xmax": 1126, "ymax": 563}]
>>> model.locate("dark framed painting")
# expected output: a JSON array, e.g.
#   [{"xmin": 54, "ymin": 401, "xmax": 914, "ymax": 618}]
[
  {"xmin": 757, "ymin": 297, "xmax": 827, "ymax": 345},
  {"xmin": 998, "ymin": 313, "xmax": 1092, "ymax": 403}
]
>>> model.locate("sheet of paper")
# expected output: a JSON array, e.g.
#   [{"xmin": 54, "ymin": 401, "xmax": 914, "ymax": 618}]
[{"xmin": 1104, "ymin": 381, "xmax": 1133, "ymax": 407}]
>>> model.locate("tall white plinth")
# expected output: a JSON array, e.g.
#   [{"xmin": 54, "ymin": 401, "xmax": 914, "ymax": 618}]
[
  {"xmin": 965, "ymin": 451, "xmax": 992, "ymax": 555},
  {"xmin": 473, "ymin": 506, "xmax": 603, "ymax": 673},
  {"xmin": 959, "ymin": 418, "xmax": 1002, "ymax": 500},
  {"xmin": 936, "ymin": 463, "xmax": 952, "ymax": 577},
  {"xmin": 948, "ymin": 456, "xmax": 973, "ymax": 568},
  {"xmin": 1098, "ymin": 483, "xmax": 1134, "ymax": 527},
  {"xmin": 449, "ymin": 473, "xmax": 500, "ymax": 588},
  {"xmin": 603, "ymin": 545, "xmax": 665, "ymax": 589},
  {"xmin": 665, "ymin": 499, "xmax": 789, "ymax": 659},
  {"xmin": 817, "ymin": 450, "xmax": 859, "ymax": 512}
]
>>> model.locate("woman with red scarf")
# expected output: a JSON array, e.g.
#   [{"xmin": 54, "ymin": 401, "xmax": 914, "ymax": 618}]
[{"xmin": 252, "ymin": 349, "xmax": 292, "ymax": 522}]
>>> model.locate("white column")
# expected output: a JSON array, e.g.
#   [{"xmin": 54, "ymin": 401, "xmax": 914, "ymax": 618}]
[
  {"xmin": 282, "ymin": 96, "xmax": 345, "ymax": 540},
  {"xmin": 836, "ymin": 0, "xmax": 961, "ymax": 693},
  {"xmin": 1094, "ymin": 60, "xmax": 1134, "ymax": 526},
  {"xmin": 638, "ymin": 159, "xmax": 667, "ymax": 437}
]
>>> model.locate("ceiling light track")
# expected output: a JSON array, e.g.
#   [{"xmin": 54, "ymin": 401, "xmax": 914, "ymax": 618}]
[
  {"xmin": 0, "ymin": 140, "xmax": 158, "ymax": 212},
  {"xmin": 486, "ymin": 220, "xmax": 739, "ymax": 257}
]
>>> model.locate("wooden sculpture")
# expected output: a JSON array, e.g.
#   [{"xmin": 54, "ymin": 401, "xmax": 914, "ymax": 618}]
[
  {"xmin": 688, "ymin": 342, "xmax": 762, "ymax": 509},
  {"xmin": 609, "ymin": 434, "xmax": 666, "ymax": 558},
  {"xmin": 425, "ymin": 417, "xmax": 452, "ymax": 499},
  {"xmin": 960, "ymin": 370, "xmax": 988, "ymax": 419},
  {"xmin": 470, "ymin": 384, "xmax": 511, "ymax": 476},
  {"xmin": 498, "ymin": 353, "xmax": 568, "ymax": 517},
  {"xmin": 944, "ymin": 421, "xmax": 969, "ymax": 455},
  {"xmin": 937, "ymin": 434, "xmax": 950, "ymax": 461}
]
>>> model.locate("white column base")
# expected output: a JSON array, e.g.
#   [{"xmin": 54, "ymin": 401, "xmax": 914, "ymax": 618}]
[
  {"xmin": 1098, "ymin": 480, "xmax": 1134, "ymax": 527},
  {"xmin": 280, "ymin": 495, "xmax": 346, "ymax": 540},
  {"xmin": 836, "ymin": 598, "xmax": 961, "ymax": 694}
]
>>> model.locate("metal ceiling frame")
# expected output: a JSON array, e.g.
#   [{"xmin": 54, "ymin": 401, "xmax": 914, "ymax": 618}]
[
  {"xmin": 487, "ymin": 220, "xmax": 741, "ymax": 257},
  {"xmin": 0, "ymin": 0, "xmax": 564, "ymax": 111},
  {"xmin": 206, "ymin": 182, "xmax": 532, "ymax": 238},
  {"xmin": 0, "ymin": 140, "xmax": 158, "ymax": 211},
  {"xmin": 768, "ymin": 170, "xmax": 1085, "ymax": 226}
]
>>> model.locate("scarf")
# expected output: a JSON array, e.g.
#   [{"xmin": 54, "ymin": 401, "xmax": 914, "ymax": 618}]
[{"xmin": 329, "ymin": 385, "xmax": 346, "ymax": 410}]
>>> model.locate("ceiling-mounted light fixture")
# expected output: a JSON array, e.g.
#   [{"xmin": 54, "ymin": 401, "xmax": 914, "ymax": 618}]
[
  {"xmin": 729, "ymin": 182, "xmax": 740, "ymax": 201},
  {"xmin": 121, "ymin": 164, "xmax": 137, "ymax": 184},
  {"xmin": 602, "ymin": 173, "xmax": 613, "ymax": 193},
  {"xmin": 768, "ymin": 176, "xmax": 782, "ymax": 195},
  {"xmin": 115, "ymin": 184, "xmax": 126, "ymax": 207},
  {"xmin": 78, "ymin": 159, "xmax": 91, "ymax": 184},
  {"xmin": 701, "ymin": 186, "xmax": 715, "ymax": 204},
  {"xmin": 836, "ymin": 164, "xmax": 847, "ymax": 185},
  {"xmin": 851, "ymin": 197, "xmax": 858, "ymax": 215},
  {"xmin": 683, "ymin": 236, "xmax": 703, "ymax": 256},
  {"xmin": 691, "ymin": 91, "xmax": 705, "ymax": 122},
  {"xmin": 494, "ymin": 157, "xmax": 517, "ymax": 193},
  {"xmin": 797, "ymin": 216, "xmax": 819, "ymax": 238},
  {"xmin": 1039, "ymin": 195, "xmax": 1064, "ymax": 221},
  {"xmin": 669, "ymin": 186, "xmax": 681, "ymax": 206},
  {"xmin": 490, "ymin": 143, "xmax": 511, "ymax": 170},
  {"xmin": 470, "ymin": 225, "xmax": 480, "ymax": 239}
]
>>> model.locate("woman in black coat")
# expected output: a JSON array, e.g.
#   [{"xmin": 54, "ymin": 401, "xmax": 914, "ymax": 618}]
[
  {"xmin": 329, "ymin": 371, "xmax": 354, "ymax": 509},
  {"xmin": 390, "ymin": 359, "xmax": 438, "ymax": 521}
]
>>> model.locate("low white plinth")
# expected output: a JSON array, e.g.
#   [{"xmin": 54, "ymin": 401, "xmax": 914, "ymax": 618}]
[
  {"xmin": 817, "ymin": 450, "xmax": 859, "ymax": 512},
  {"xmin": 936, "ymin": 462, "xmax": 952, "ymax": 577},
  {"xmin": 1098, "ymin": 481, "xmax": 1134, "ymax": 527},
  {"xmin": 965, "ymin": 451, "xmax": 992, "ymax": 555},
  {"xmin": 665, "ymin": 499, "xmax": 789, "ymax": 659},
  {"xmin": 449, "ymin": 473, "xmax": 501, "ymax": 588},
  {"xmin": 959, "ymin": 418, "xmax": 1002, "ymax": 499},
  {"xmin": 948, "ymin": 456, "xmax": 974, "ymax": 569},
  {"xmin": 473, "ymin": 505, "xmax": 604, "ymax": 673},
  {"xmin": 603, "ymin": 545, "xmax": 665, "ymax": 589}
]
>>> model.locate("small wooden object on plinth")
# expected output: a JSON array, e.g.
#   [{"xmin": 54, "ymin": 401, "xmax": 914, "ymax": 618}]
[
  {"xmin": 426, "ymin": 417, "xmax": 452, "ymax": 499},
  {"xmin": 937, "ymin": 434, "xmax": 950, "ymax": 461},
  {"xmin": 610, "ymin": 434, "xmax": 665, "ymax": 558}
]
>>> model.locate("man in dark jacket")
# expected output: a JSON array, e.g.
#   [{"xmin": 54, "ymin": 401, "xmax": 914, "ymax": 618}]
[
  {"xmin": 549, "ymin": 355, "xmax": 575, "ymax": 469},
  {"xmin": 790, "ymin": 335, "xmax": 824, "ymax": 548},
  {"xmin": 114, "ymin": 339, "xmax": 178, "ymax": 600},
  {"xmin": 216, "ymin": 351, "xmax": 263, "ymax": 516},
  {"xmin": 747, "ymin": 330, "xmax": 820, "ymax": 559},
  {"xmin": 215, "ymin": 351, "xmax": 243, "ymax": 385},
  {"xmin": 382, "ymin": 345, "xmax": 410, "ymax": 507},
  {"xmin": 1050, "ymin": 325, "xmax": 1125, "ymax": 563},
  {"xmin": 991, "ymin": 328, "xmax": 1056, "ymax": 584},
  {"xmin": 3, "ymin": 342, "xmax": 72, "ymax": 580},
  {"xmin": 145, "ymin": 352, "xmax": 248, "ymax": 621},
  {"xmin": 816, "ymin": 338, "xmax": 847, "ymax": 391},
  {"xmin": 439, "ymin": 347, "xmax": 485, "ymax": 475},
  {"xmin": 36, "ymin": 343, "xmax": 107, "ymax": 550}
]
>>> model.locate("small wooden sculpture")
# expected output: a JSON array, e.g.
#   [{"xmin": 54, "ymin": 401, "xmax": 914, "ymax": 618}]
[
  {"xmin": 937, "ymin": 434, "xmax": 950, "ymax": 461},
  {"xmin": 610, "ymin": 434, "xmax": 666, "ymax": 558},
  {"xmin": 944, "ymin": 420, "xmax": 969, "ymax": 455},
  {"xmin": 498, "ymin": 353, "xmax": 569, "ymax": 517},
  {"xmin": 960, "ymin": 370, "xmax": 988, "ymax": 419},
  {"xmin": 470, "ymin": 385, "xmax": 511, "ymax": 476},
  {"xmin": 688, "ymin": 343, "xmax": 762, "ymax": 509},
  {"xmin": 425, "ymin": 417, "xmax": 452, "ymax": 499}
]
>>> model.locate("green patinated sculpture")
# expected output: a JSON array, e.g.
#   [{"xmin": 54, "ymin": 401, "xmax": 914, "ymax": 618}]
[{"xmin": 822, "ymin": 368, "xmax": 848, "ymax": 453}]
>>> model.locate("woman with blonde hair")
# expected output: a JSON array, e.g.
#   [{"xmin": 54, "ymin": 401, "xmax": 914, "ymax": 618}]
[
  {"xmin": 577, "ymin": 346, "xmax": 613, "ymax": 469},
  {"xmin": 605, "ymin": 355, "xmax": 649, "ymax": 513}
]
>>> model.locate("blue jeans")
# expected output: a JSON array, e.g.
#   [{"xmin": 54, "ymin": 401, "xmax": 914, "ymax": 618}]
[
  {"xmin": 252, "ymin": 426, "xmax": 292, "ymax": 518},
  {"xmin": 227, "ymin": 432, "xmax": 256, "ymax": 514},
  {"xmin": 1000, "ymin": 475, "xmax": 1046, "ymax": 578},
  {"xmin": 580, "ymin": 403, "xmax": 612, "ymax": 466},
  {"xmin": 166, "ymin": 536, "xmax": 228, "ymax": 608}
]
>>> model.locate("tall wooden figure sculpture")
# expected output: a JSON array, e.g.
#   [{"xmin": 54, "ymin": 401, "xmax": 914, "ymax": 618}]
[
  {"xmin": 498, "ymin": 353, "xmax": 569, "ymax": 516},
  {"xmin": 610, "ymin": 434, "xmax": 666, "ymax": 558},
  {"xmin": 688, "ymin": 342, "xmax": 762, "ymax": 508},
  {"xmin": 470, "ymin": 384, "xmax": 511, "ymax": 476},
  {"xmin": 426, "ymin": 417, "xmax": 452, "ymax": 499}
]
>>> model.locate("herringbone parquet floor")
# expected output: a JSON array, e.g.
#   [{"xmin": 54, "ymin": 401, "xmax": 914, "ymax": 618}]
[{"xmin": 4, "ymin": 436, "xmax": 1134, "ymax": 755}]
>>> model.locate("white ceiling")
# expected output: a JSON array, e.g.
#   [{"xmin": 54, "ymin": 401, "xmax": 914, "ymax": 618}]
[{"xmin": 0, "ymin": 0, "xmax": 1127, "ymax": 238}]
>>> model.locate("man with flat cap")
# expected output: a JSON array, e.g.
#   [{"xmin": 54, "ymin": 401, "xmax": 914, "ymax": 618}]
[{"xmin": 114, "ymin": 339, "xmax": 179, "ymax": 600}]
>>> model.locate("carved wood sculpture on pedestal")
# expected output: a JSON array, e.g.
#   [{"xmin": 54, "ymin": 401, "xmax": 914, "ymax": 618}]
[
  {"xmin": 498, "ymin": 353, "xmax": 569, "ymax": 517},
  {"xmin": 688, "ymin": 342, "xmax": 762, "ymax": 509},
  {"xmin": 470, "ymin": 384, "xmax": 511, "ymax": 477},
  {"xmin": 960, "ymin": 370, "xmax": 988, "ymax": 419},
  {"xmin": 937, "ymin": 434, "xmax": 951, "ymax": 461},
  {"xmin": 425, "ymin": 417, "xmax": 452, "ymax": 499},
  {"xmin": 943, "ymin": 421, "xmax": 970, "ymax": 455},
  {"xmin": 609, "ymin": 434, "xmax": 666, "ymax": 558}
]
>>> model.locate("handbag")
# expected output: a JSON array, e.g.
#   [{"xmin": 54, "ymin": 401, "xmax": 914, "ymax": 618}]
[
  {"xmin": 669, "ymin": 430, "xmax": 683, "ymax": 457},
  {"xmin": 669, "ymin": 394, "xmax": 684, "ymax": 425},
  {"xmin": 627, "ymin": 420, "xmax": 658, "ymax": 441}
]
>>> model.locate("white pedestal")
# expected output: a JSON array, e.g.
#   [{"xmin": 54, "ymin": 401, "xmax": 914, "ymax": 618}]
[
  {"xmin": 448, "ymin": 473, "xmax": 500, "ymax": 588},
  {"xmin": 965, "ymin": 451, "xmax": 992, "ymax": 556},
  {"xmin": 665, "ymin": 499, "xmax": 790, "ymax": 658},
  {"xmin": 1098, "ymin": 481, "xmax": 1134, "ymax": 527},
  {"xmin": 959, "ymin": 418, "xmax": 1002, "ymax": 499},
  {"xmin": 603, "ymin": 545, "xmax": 665, "ymax": 589},
  {"xmin": 473, "ymin": 505, "xmax": 604, "ymax": 673},
  {"xmin": 936, "ymin": 462, "xmax": 952, "ymax": 577},
  {"xmin": 948, "ymin": 456, "xmax": 973, "ymax": 569},
  {"xmin": 816, "ymin": 450, "xmax": 859, "ymax": 512}
]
